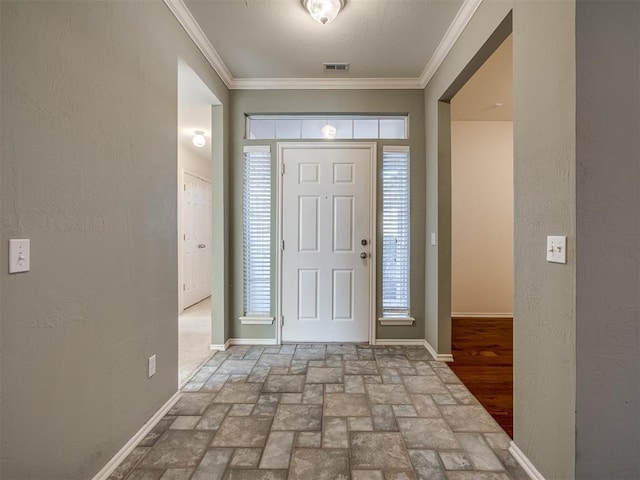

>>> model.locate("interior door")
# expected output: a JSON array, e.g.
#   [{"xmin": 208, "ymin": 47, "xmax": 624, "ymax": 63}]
[
  {"xmin": 183, "ymin": 173, "xmax": 212, "ymax": 309},
  {"xmin": 281, "ymin": 144, "xmax": 374, "ymax": 342}
]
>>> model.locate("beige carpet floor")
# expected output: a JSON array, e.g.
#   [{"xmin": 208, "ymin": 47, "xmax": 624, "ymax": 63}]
[{"xmin": 179, "ymin": 297, "xmax": 213, "ymax": 386}]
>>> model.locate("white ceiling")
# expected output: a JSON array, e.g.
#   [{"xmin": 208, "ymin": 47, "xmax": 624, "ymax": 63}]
[{"xmin": 451, "ymin": 34, "xmax": 513, "ymax": 121}]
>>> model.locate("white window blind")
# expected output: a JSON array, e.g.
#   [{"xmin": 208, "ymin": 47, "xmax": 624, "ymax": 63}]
[
  {"xmin": 382, "ymin": 147, "xmax": 410, "ymax": 316},
  {"xmin": 243, "ymin": 146, "xmax": 271, "ymax": 316}
]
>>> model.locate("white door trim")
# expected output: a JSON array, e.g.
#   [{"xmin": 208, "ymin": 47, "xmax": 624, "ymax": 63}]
[{"xmin": 276, "ymin": 142, "xmax": 377, "ymax": 345}]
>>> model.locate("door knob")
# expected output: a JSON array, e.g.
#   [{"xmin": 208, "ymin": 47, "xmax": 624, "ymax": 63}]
[
  {"xmin": 361, "ymin": 239, "xmax": 368, "ymax": 246},
  {"xmin": 360, "ymin": 252, "xmax": 368, "ymax": 259},
  {"xmin": 198, "ymin": 244, "xmax": 206, "ymax": 249}
]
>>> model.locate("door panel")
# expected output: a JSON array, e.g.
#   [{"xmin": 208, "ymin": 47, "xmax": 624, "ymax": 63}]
[
  {"xmin": 281, "ymin": 144, "xmax": 373, "ymax": 342},
  {"xmin": 333, "ymin": 269, "xmax": 354, "ymax": 320},
  {"xmin": 333, "ymin": 163, "xmax": 354, "ymax": 184},
  {"xmin": 298, "ymin": 269, "xmax": 319, "ymax": 320},
  {"xmin": 299, "ymin": 163, "xmax": 320, "ymax": 183},
  {"xmin": 333, "ymin": 196, "xmax": 354, "ymax": 252},
  {"xmin": 299, "ymin": 196, "xmax": 320, "ymax": 252}
]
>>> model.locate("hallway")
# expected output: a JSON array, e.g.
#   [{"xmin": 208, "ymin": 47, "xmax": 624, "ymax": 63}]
[{"xmin": 109, "ymin": 344, "xmax": 527, "ymax": 479}]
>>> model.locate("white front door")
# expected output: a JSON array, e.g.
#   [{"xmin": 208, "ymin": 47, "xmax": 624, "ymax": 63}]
[
  {"xmin": 280, "ymin": 143, "xmax": 375, "ymax": 342},
  {"xmin": 182, "ymin": 173, "xmax": 212, "ymax": 309}
]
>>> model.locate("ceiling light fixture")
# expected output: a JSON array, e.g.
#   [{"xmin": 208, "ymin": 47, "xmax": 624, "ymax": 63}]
[
  {"xmin": 302, "ymin": 0, "xmax": 345, "ymax": 25},
  {"xmin": 192, "ymin": 130, "xmax": 206, "ymax": 148}
]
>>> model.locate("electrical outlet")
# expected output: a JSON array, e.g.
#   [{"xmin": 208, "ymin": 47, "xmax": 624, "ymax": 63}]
[
  {"xmin": 546, "ymin": 236, "xmax": 567, "ymax": 264},
  {"xmin": 148, "ymin": 354, "xmax": 156, "ymax": 378}
]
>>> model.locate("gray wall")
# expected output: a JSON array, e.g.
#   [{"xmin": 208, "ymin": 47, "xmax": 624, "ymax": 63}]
[
  {"xmin": 230, "ymin": 89, "xmax": 426, "ymax": 341},
  {"xmin": 4, "ymin": 2, "xmax": 637, "ymax": 479},
  {"xmin": 575, "ymin": 1, "xmax": 640, "ymax": 477},
  {"xmin": 0, "ymin": 2, "xmax": 229, "ymax": 478},
  {"xmin": 424, "ymin": 1, "xmax": 577, "ymax": 478},
  {"xmin": 512, "ymin": 5, "xmax": 577, "ymax": 477},
  {"xmin": 211, "ymin": 104, "xmax": 231, "ymax": 345}
]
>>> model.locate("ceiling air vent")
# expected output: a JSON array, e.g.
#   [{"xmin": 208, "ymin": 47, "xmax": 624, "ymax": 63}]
[{"xmin": 323, "ymin": 63, "xmax": 350, "ymax": 72}]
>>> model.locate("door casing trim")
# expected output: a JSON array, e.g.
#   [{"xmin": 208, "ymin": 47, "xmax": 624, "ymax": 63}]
[{"xmin": 276, "ymin": 142, "xmax": 378, "ymax": 345}]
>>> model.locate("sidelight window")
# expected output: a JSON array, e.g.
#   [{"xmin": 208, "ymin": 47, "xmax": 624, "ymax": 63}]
[
  {"xmin": 242, "ymin": 146, "xmax": 272, "ymax": 317},
  {"xmin": 381, "ymin": 146, "xmax": 411, "ymax": 318}
]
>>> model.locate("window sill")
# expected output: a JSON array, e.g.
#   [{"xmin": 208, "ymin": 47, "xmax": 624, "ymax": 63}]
[
  {"xmin": 378, "ymin": 316, "xmax": 415, "ymax": 326},
  {"xmin": 240, "ymin": 316, "xmax": 275, "ymax": 325}
]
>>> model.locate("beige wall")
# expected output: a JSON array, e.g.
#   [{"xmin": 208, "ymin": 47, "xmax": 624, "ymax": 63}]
[
  {"xmin": 0, "ymin": 2, "xmax": 229, "ymax": 478},
  {"xmin": 451, "ymin": 121, "xmax": 513, "ymax": 316},
  {"xmin": 424, "ymin": 2, "xmax": 576, "ymax": 478}
]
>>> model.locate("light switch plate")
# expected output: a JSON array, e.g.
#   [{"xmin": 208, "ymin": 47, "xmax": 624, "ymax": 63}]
[
  {"xmin": 9, "ymin": 239, "xmax": 30, "ymax": 273},
  {"xmin": 430, "ymin": 233, "xmax": 437, "ymax": 246},
  {"xmin": 547, "ymin": 236, "xmax": 567, "ymax": 264}
]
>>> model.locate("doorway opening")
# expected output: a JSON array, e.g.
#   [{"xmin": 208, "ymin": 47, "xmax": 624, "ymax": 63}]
[
  {"xmin": 177, "ymin": 60, "xmax": 220, "ymax": 385},
  {"xmin": 441, "ymin": 20, "xmax": 514, "ymax": 437}
]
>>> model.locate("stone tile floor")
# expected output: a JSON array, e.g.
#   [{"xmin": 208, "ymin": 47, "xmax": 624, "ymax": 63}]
[{"xmin": 109, "ymin": 344, "xmax": 529, "ymax": 480}]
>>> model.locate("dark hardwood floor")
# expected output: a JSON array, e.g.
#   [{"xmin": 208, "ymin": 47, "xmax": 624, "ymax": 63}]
[{"xmin": 449, "ymin": 317, "xmax": 513, "ymax": 438}]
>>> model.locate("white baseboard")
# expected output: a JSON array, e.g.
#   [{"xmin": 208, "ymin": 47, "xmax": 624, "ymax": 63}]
[
  {"xmin": 210, "ymin": 339, "xmax": 231, "ymax": 351},
  {"xmin": 451, "ymin": 312, "xmax": 513, "ymax": 318},
  {"xmin": 374, "ymin": 338, "xmax": 425, "ymax": 346},
  {"xmin": 509, "ymin": 441, "xmax": 546, "ymax": 480},
  {"xmin": 92, "ymin": 391, "xmax": 181, "ymax": 480},
  {"xmin": 424, "ymin": 340, "xmax": 454, "ymax": 362},
  {"xmin": 229, "ymin": 338, "xmax": 278, "ymax": 346}
]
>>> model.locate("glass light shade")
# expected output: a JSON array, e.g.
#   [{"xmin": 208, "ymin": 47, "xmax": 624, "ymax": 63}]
[
  {"xmin": 322, "ymin": 124, "xmax": 337, "ymax": 139},
  {"xmin": 192, "ymin": 131, "xmax": 206, "ymax": 148},
  {"xmin": 303, "ymin": 0, "xmax": 344, "ymax": 24}
]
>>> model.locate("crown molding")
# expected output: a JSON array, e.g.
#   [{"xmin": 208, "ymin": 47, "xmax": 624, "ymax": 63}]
[
  {"xmin": 232, "ymin": 77, "xmax": 423, "ymax": 90},
  {"xmin": 166, "ymin": 0, "xmax": 483, "ymax": 91},
  {"xmin": 164, "ymin": 0, "xmax": 234, "ymax": 88},
  {"xmin": 419, "ymin": 0, "xmax": 484, "ymax": 88}
]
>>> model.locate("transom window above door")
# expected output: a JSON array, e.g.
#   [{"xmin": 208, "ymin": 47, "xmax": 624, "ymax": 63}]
[{"xmin": 246, "ymin": 115, "xmax": 408, "ymax": 140}]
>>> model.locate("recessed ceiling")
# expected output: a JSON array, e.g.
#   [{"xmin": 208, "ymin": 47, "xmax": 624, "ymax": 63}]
[{"xmin": 169, "ymin": 0, "xmax": 483, "ymax": 88}]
